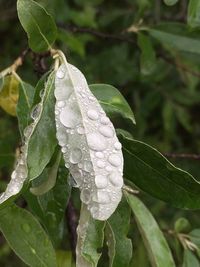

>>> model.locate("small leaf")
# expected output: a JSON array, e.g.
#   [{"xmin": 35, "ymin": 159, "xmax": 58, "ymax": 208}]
[
  {"xmin": 76, "ymin": 204, "xmax": 105, "ymax": 267},
  {"xmin": 0, "ymin": 74, "xmax": 19, "ymax": 116},
  {"xmin": 120, "ymin": 134, "xmax": 200, "ymax": 209},
  {"xmin": 27, "ymin": 71, "xmax": 57, "ymax": 180},
  {"xmin": 137, "ymin": 33, "xmax": 156, "ymax": 76},
  {"xmin": 17, "ymin": 0, "xmax": 57, "ymax": 52},
  {"xmin": 30, "ymin": 150, "xmax": 61, "ymax": 196},
  {"xmin": 89, "ymin": 84, "xmax": 135, "ymax": 124},
  {"xmin": 56, "ymin": 250, "xmax": 73, "ymax": 267},
  {"xmin": 17, "ymin": 81, "xmax": 35, "ymax": 136},
  {"xmin": 174, "ymin": 218, "xmax": 191, "ymax": 233},
  {"xmin": 183, "ymin": 250, "xmax": 200, "ymax": 267},
  {"xmin": 148, "ymin": 23, "xmax": 200, "ymax": 55},
  {"xmin": 105, "ymin": 197, "xmax": 132, "ymax": 267},
  {"xmin": 163, "ymin": 0, "xmax": 179, "ymax": 6},
  {"xmin": 0, "ymin": 204, "xmax": 57, "ymax": 267},
  {"xmin": 188, "ymin": 0, "xmax": 200, "ymax": 29},
  {"xmin": 125, "ymin": 193, "xmax": 176, "ymax": 267}
]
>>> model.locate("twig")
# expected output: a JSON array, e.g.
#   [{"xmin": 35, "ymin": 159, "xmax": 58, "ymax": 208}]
[
  {"xmin": 164, "ymin": 153, "xmax": 200, "ymax": 160},
  {"xmin": 66, "ymin": 198, "xmax": 78, "ymax": 259},
  {"xmin": 59, "ymin": 24, "xmax": 136, "ymax": 44}
]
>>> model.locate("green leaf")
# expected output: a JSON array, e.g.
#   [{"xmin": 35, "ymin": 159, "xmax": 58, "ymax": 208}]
[
  {"xmin": 163, "ymin": 0, "xmax": 178, "ymax": 6},
  {"xmin": 125, "ymin": 193, "xmax": 176, "ymax": 267},
  {"xmin": 17, "ymin": 81, "xmax": 35, "ymax": 136},
  {"xmin": 0, "ymin": 76, "xmax": 4, "ymax": 92},
  {"xmin": 0, "ymin": 74, "xmax": 19, "ymax": 116},
  {"xmin": 76, "ymin": 204, "xmax": 105, "ymax": 267},
  {"xmin": 148, "ymin": 23, "xmax": 200, "ymax": 55},
  {"xmin": 183, "ymin": 250, "xmax": 200, "ymax": 267},
  {"xmin": 27, "ymin": 71, "xmax": 57, "ymax": 180},
  {"xmin": 105, "ymin": 197, "xmax": 132, "ymax": 267},
  {"xmin": 30, "ymin": 150, "xmax": 61, "ymax": 196},
  {"xmin": 137, "ymin": 33, "xmax": 156, "ymax": 76},
  {"xmin": 120, "ymin": 134, "xmax": 200, "ymax": 209},
  {"xmin": 0, "ymin": 204, "xmax": 57, "ymax": 267},
  {"xmin": 188, "ymin": 0, "xmax": 200, "ymax": 29},
  {"xmin": 89, "ymin": 84, "xmax": 135, "ymax": 125},
  {"xmin": 17, "ymin": 0, "xmax": 57, "ymax": 52},
  {"xmin": 30, "ymin": 166, "xmax": 71, "ymax": 246}
]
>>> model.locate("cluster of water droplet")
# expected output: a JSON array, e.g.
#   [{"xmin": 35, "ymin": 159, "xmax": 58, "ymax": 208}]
[
  {"xmin": 0, "ymin": 83, "xmax": 45, "ymax": 203},
  {"xmin": 55, "ymin": 63, "xmax": 124, "ymax": 220}
]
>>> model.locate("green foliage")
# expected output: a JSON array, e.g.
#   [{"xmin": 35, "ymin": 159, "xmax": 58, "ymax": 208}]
[{"xmin": 0, "ymin": 0, "xmax": 200, "ymax": 266}]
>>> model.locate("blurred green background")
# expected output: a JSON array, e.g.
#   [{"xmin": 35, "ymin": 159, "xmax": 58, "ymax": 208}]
[{"xmin": 0, "ymin": 0, "xmax": 200, "ymax": 266}]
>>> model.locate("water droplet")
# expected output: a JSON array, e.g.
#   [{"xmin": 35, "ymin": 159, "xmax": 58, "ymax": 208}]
[
  {"xmin": 31, "ymin": 248, "xmax": 36, "ymax": 255},
  {"xmin": 108, "ymin": 172, "xmax": 123, "ymax": 187},
  {"xmin": 99, "ymin": 126, "xmax": 114, "ymax": 138},
  {"xmin": 57, "ymin": 100, "xmax": 65, "ymax": 108},
  {"xmin": 61, "ymin": 147, "xmax": 67, "ymax": 153},
  {"xmin": 65, "ymin": 162, "xmax": 70, "ymax": 168},
  {"xmin": 70, "ymin": 148, "xmax": 82, "ymax": 164},
  {"xmin": 87, "ymin": 109, "xmax": 99, "ymax": 120},
  {"xmin": 77, "ymin": 126, "xmax": 85, "ymax": 134},
  {"xmin": 97, "ymin": 160, "xmax": 105, "ymax": 168},
  {"xmin": 95, "ymin": 191, "xmax": 110, "ymax": 204},
  {"xmin": 114, "ymin": 142, "xmax": 122, "ymax": 150},
  {"xmin": 108, "ymin": 154, "xmax": 121, "ymax": 167},
  {"xmin": 56, "ymin": 69, "xmax": 65, "ymax": 79},
  {"xmin": 39, "ymin": 89, "xmax": 45, "ymax": 98},
  {"xmin": 23, "ymin": 124, "xmax": 33, "ymax": 138},
  {"xmin": 56, "ymin": 128, "xmax": 68, "ymax": 146},
  {"xmin": 100, "ymin": 117, "xmax": 109, "ymax": 125},
  {"xmin": 80, "ymin": 189, "xmax": 91, "ymax": 204},
  {"xmin": 87, "ymin": 133, "xmax": 107, "ymax": 151},
  {"xmin": 31, "ymin": 104, "xmax": 42, "ymax": 120},
  {"xmin": 22, "ymin": 223, "xmax": 31, "ymax": 233},
  {"xmin": 106, "ymin": 166, "xmax": 112, "ymax": 172},
  {"xmin": 60, "ymin": 105, "xmax": 81, "ymax": 128},
  {"xmin": 95, "ymin": 152, "xmax": 104, "ymax": 159},
  {"xmin": 83, "ymin": 161, "xmax": 93, "ymax": 172},
  {"xmin": 95, "ymin": 175, "xmax": 108, "ymax": 188}
]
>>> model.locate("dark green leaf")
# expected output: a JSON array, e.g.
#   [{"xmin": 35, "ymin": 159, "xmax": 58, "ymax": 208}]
[
  {"xmin": 17, "ymin": 0, "xmax": 57, "ymax": 52},
  {"xmin": 76, "ymin": 204, "xmax": 105, "ymax": 267},
  {"xmin": 89, "ymin": 84, "xmax": 135, "ymax": 124},
  {"xmin": 56, "ymin": 250, "xmax": 73, "ymax": 267},
  {"xmin": 106, "ymin": 197, "xmax": 132, "ymax": 267},
  {"xmin": 17, "ymin": 81, "xmax": 35, "ymax": 136},
  {"xmin": 0, "ymin": 204, "xmax": 57, "ymax": 267},
  {"xmin": 137, "ymin": 33, "xmax": 156, "ymax": 76},
  {"xmin": 188, "ymin": 0, "xmax": 200, "ymax": 28},
  {"xmin": 125, "ymin": 193, "xmax": 176, "ymax": 267},
  {"xmin": 27, "ymin": 71, "xmax": 57, "ymax": 180},
  {"xmin": 120, "ymin": 134, "xmax": 200, "ymax": 209},
  {"xmin": 148, "ymin": 23, "xmax": 200, "ymax": 54}
]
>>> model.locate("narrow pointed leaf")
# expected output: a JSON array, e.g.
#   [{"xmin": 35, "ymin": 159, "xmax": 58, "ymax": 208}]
[
  {"xmin": 0, "ymin": 204, "xmax": 57, "ymax": 267},
  {"xmin": 89, "ymin": 84, "xmax": 135, "ymax": 125},
  {"xmin": 105, "ymin": 197, "xmax": 132, "ymax": 267},
  {"xmin": 148, "ymin": 23, "xmax": 200, "ymax": 55},
  {"xmin": 76, "ymin": 204, "xmax": 105, "ymax": 267},
  {"xmin": 55, "ymin": 60, "xmax": 124, "ymax": 220},
  {"xmin": 27, "ymin": 71, "xmax": 57, "ymax": 180},
  {"xmin": 120, "ymin": 134, "xmax": 200, "ymax": 209},
  {"xmin": 125, "ymin": 193, "xmax": 176, "ymax": 267},
  {"xmin": 17, "ymin": 0, "xmax": 57, "ymax": 52},
  {"xmin": 183, "ymin": 250, "xmax": 200, "ymax": 267},
  {"xmin": 17, "ymin": 81, "xmax": 35, "ymax": 136}
]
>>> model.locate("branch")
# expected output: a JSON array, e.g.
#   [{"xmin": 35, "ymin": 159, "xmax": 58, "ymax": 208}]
[
  {"xmin": 164, "ymin": 153, "xmax": 200, "ymax": 160},
  {"xmin": 59, "ymin": 24, "xmax": 136, "ymax": 44}
]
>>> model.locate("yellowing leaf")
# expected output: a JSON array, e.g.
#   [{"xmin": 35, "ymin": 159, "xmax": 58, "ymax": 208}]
[{"xmin": 0, "ymin": 74, "xmax": 20, "ymax": 116}]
